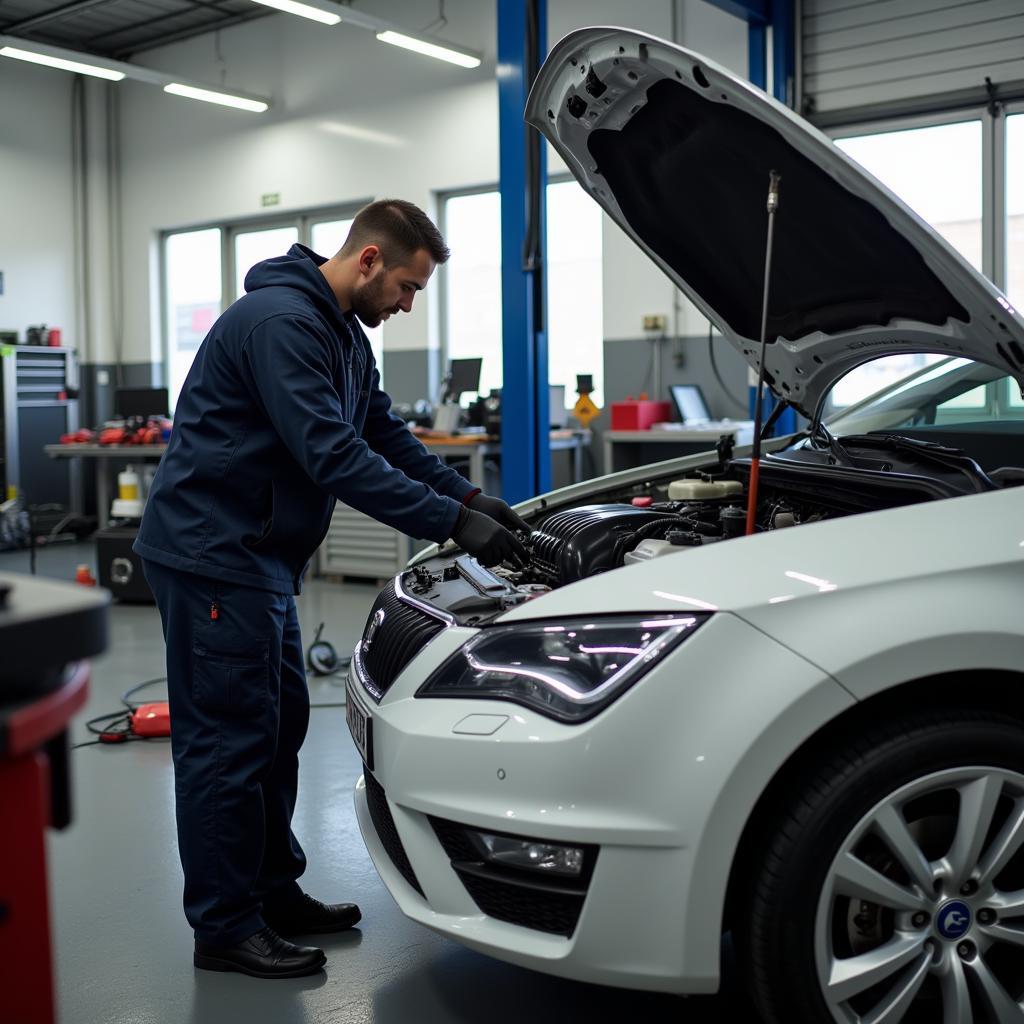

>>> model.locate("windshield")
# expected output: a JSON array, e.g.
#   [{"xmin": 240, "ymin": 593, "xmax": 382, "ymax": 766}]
[
  {"xmin": 823, "ymin": 356, "xmax": 1021, "ymax": 434},
  {"xmin": 811, "ymin": 355, "xmax": 1024, "ymax": 472}
]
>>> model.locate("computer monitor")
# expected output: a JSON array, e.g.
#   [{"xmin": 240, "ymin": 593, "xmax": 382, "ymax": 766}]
[
  {"xmin": 444, "ymin": 358, "xmax": 482, "ymax": 403},
  {"xmin": 549, "ymin": 384, "xmax": 567, "ymax": 428},
  {"xmin": 669, "ymin": 384, "xmax": 711, "ymax": 424},
  {"xmin": 115, "ymin": 387, "xmax": 169, "ymax": 419}
]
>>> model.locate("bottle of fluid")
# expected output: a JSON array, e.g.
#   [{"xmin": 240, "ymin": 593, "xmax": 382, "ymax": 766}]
[{"xmin": 118, "ymin": 466, "xmax": 140, "ymax": 501}]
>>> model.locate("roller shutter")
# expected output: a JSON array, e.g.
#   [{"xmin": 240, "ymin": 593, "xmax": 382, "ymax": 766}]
[{"xmin": 802, "ymin": 0, "xmax": 1024, "ymax": 118}]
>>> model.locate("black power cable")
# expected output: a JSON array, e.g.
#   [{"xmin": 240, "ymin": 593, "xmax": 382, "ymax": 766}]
[
  {"xmin": 707, "ymin": 322, "xmax": 748, "ymax": 408},
  {"xmin": 71, "ymin": 709, "xmax": 169, "ymax": 750},
  {"xmin": 74, "ymin": 630, "xmax": 352, "ymax": 750},
  {"xmin": 306, "ymin": 621, "xmax": 352, "ymax": 708},
  {"xmin": 122, "ymin": 676, "xmax": 168, "ymax": 709},
  {"xmin": 71, "ymin": 677, "xmax": 172, "ymax": 749}
]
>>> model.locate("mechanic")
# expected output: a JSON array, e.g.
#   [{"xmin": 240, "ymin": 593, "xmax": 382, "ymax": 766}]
[{"xmin": 135, "ymin": 199, "xmax": 529, "ymax": 979}]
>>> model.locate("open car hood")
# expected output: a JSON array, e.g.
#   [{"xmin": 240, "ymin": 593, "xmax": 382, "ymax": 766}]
[{"xmin": 526, "ymin": 27, "xmax": 1024, "ymax": 417}]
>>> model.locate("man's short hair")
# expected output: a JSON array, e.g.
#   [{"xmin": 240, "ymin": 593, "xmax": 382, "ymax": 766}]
[{"xmin": 340, "ymin": 199, "xmax": 450, "ymax": 267}]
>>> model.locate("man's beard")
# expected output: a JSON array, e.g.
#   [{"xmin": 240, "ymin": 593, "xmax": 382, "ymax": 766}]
[{"xmin": 351, "ymin": 273, "xmax": 389, "ymax": 328}]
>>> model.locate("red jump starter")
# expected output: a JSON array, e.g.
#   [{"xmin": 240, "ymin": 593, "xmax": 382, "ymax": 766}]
[{"xmin": 131, "ymin": 702, "xmax": 171, "ymax": 738}]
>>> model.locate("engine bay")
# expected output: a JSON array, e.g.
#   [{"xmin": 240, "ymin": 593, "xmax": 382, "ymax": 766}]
[{"xmin": 401, "ymin": 439, "xmax": 1018, "ymax": 627}]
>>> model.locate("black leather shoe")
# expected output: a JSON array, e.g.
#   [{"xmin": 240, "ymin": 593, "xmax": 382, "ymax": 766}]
[
  {"xmin": 193, "ymin": 926, "xmax": 326, "ymax": 978},
  {"xmin": 263, "ymin": 893, "xmax": 362, "ymax": 935}
]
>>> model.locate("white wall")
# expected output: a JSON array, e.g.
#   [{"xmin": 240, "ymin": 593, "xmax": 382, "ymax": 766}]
[
  {"xmin": 83, "ymin": 81, "xmax": 118, "ymax": 366},
  {"xmin": 0, "ymin": 62, "xmax": 77, "ymax": 346},
  {"xmin": 117, "ymin": 0, "xmax": 497, "ymax": 359},
  {"xmin": 1, "ymin": 0, "xmax": 749, "ymax": 368},
  {"xmin": 590, "ymin": 0, "xmax": 749, "ymax": 340}
]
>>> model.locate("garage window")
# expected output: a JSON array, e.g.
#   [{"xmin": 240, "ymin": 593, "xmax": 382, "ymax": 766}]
[
  {"xmin": 829, "ymin": 110, "xmax": 1024, "ymax": 403},
  {"xmin": 835, "ymin": 120, "xmax": 983, "ymax": 272},
  {"xmin": 161, "ymin": 205, "xmax": 380, "ymax": 411},
  {"xmin": 442, "ymin": 180, "xmax": 604, "ymax": 407},
  {"xmin": 164, "ymin": 228, "xmax": 222, "ymax": 413},
  {"xmin": 1008, "ymin": 112, "xmax": 1024, "ymax": 309}
]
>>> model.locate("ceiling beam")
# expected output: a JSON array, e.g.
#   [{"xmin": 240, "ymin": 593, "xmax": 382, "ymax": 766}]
[
  {"xmin": 109, "ymin": 9, "xmax": 267, "ymax": 58},
  {"xmin": 83, "ymin": 0, "xmax": 251, "ymax": 48},
  {"xmin": 1, "ymin": 0, "xmax": 121, "ymax": 35}
]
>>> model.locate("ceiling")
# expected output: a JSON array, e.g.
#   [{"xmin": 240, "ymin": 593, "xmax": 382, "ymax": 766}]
[{"xmin": 0, "ymin": 0, "xmax": 273, "ymax": 60}]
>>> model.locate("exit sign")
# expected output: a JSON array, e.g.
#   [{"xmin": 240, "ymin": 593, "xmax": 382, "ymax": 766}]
[{"xmin": 261, "ymin": 192, "xmax": 281, "ymax": 207}]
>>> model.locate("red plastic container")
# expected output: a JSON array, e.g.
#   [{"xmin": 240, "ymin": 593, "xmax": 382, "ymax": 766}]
[{"xmin": 610, "ymin": 399, "xmax": 672, "ymax": 431}]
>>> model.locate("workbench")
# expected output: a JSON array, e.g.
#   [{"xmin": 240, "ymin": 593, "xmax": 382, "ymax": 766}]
[
  {"xmin": 602, "ymin": 424, "xmax": 754, "ymax": 474},
  {"xmin": 417, "ymin": 429, "xmax": 590, "ymax": 489},
  {"xmin": 44, "ymin": 444, "xmax": 166, "ymax": 530},
  {"xmin": 45, "ymin": 430, "xmax": 591, "ymax": 531}
]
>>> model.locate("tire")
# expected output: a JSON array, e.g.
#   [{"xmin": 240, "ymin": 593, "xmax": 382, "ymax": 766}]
[{"xmin": 739, "ymin": 709, "xmax": 1024, "ymax": 1024}]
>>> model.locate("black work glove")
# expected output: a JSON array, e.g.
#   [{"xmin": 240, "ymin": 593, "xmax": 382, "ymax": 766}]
[
  {"xmin": 467, "ymin": 492, "xmax": 530, "ymax": 534},
  {"xmin": 453, "ymin": 506, "xmax": 529, "ymax": 567}
]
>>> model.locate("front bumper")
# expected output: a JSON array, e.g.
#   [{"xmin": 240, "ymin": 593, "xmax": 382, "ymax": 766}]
[{"xmin": 350, "ymin": 610, "xmax": 852, "ymax": 993}]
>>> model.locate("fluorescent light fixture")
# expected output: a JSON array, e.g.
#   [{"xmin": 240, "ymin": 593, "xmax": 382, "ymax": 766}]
[
  {"xmin": 163, "ymin": 83, "xmax": 269, "ymax": 113},
  {"xmin": 375, "ymin": 30, "xmax": 481, "ymax": 68},
  {"xmin": 0, "ymin": 45, "xmax": 125, "ymax": 81},
  {"xmin": 0, "ymin": 35, "xmax": 271, "ymax": 112},
  {"xmin": 238, "ymin": 1, "xmax": 482, "ymax": 70},
  {"xmin": 251, "ymin": 0, "xmax": 340, "ymax": 25}
]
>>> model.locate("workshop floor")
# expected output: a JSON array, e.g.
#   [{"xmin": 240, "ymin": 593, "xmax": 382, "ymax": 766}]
[{"xmin": 2, "ymin": 543, "xmax": 763, "ymax": 1024}]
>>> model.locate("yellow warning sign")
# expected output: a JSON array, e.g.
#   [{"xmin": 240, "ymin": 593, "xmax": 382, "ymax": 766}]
[{"xmin": 573, "ymin": 393, "xmax": 601, "ymax": 428}]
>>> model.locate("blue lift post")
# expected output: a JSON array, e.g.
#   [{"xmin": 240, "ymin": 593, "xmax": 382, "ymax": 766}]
[
  {"xmin": 497, "ymin": 0, "xmax": 550, "ymax": 503},
  {"xmin": 705, "ymin": 0, "xmax": 798, "ymax": 436}
]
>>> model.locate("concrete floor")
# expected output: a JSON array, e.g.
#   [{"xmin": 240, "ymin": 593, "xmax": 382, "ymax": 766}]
[{"xmin": 3, "ymin": 542, "xmax": 762, "ymax": 1024}]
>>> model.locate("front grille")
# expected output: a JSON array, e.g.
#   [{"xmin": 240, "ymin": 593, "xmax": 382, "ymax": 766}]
[
  {"xmin": 430, "ymin": 816, "xmax": 597, "ymax": 938},
  {"xmin": 361, "ymin": 581, "xmax": 445, "ymax": 699},
  {"xmin": 364, "ymin": 768, "xmax": 423, "ymax": 896},
  {"xmin": 458, "ymin": 869, "xmax": 585, "ymax": 937},
  {"xmin": 430, "ymin": 817, "xmax": 478, "ymax": 861}
]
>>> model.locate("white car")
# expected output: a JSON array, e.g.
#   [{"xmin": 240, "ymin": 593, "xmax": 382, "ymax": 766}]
[{"xmin": 346, "ymin": 27, "xmax": 1024, "ymax": 1024}]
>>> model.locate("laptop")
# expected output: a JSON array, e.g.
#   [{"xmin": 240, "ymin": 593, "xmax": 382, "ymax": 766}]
[{"xmin": 669, "ymin": 384, "xmax": 713, "ymax": 425}]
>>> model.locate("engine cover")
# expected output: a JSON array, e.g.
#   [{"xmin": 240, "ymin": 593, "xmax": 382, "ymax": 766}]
[{"xmin": 529, "ymin": 504, "xmax": 677, "ymax": 584}]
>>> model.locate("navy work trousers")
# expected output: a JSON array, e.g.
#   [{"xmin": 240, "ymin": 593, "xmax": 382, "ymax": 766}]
[{"xmin": 142, "ymin": 559, "xmax": 309, "ymax": 945}]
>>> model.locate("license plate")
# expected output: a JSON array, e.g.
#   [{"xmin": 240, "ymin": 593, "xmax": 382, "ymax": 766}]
[{"xmin": 346, "ymin": 678, "xmax": 374, "ymax": 770}]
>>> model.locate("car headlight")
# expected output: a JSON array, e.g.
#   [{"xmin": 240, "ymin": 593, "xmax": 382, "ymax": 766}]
[{"xmin": 416, "ymin": 613, "xmax": 709, "ymax": 723}]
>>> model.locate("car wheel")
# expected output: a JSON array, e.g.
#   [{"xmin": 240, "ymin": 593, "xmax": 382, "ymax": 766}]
[{"xmin": 740, "ymin": 709, "xmax": 1024, "ymax": 1023}]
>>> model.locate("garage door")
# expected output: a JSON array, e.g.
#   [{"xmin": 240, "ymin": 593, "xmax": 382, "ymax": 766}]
[{"xmin": 802, "ymin": 0, "xmax": 1024, "ymax": 117}]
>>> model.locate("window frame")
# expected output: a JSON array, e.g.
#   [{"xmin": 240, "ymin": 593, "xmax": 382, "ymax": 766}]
[
  {"xmin": 825, "ymin": 108, "xmax": 1024, "ymax": 415},
  {"xmin": 1002, "ymin": 100, "xmax": 1024, "ymax": 308},
  {"xmin": 437, "ymin": 172, "xmax": 595, "ymax": 400},
  {"xmin": 436, "ymin": 180, "xmax": 507, "ymax": 398},
  {"xmin": 159, "ymin": 200, "xmax": 371, "ymax": 401},
  {"xmin": 827, "ymin": 104, "xmax": 1004, "ymax": 290}
]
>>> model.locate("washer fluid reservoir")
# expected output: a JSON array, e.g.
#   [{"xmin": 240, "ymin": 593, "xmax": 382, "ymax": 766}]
[{"xmin": 667, "ymin": 479, "xmax": 743, "ymax": 500}]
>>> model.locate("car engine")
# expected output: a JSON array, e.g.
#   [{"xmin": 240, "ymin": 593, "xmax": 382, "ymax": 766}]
[
  {"xmin": 524, "ymin": 498, "xmax": 745, "ymax": 587},
  {"xmin": 396, "ymin": 433, "xmax": 1021, "ymax": 627},
  {"xmin": 401, "ymin": 468, "xmax": 838, "ymax": 624}
]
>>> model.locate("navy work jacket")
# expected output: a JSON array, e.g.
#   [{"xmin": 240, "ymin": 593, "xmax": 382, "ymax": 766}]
[{"xmin": 135, "ymin": 244, "xmax": 473, "ymax": 594}]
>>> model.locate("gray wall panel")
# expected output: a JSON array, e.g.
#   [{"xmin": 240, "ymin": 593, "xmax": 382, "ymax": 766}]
[
  {"xmin": 592, "ymin": 333, "xmax": 751, "ymax": 476},
  {"xmin": 601, "ymin": 335, "xmax": 750, "ymax": 418}
]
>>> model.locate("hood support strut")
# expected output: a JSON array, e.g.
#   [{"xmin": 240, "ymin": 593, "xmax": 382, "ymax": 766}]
[{"xmin": 746, "ymin": 170, "xmax": 782, "ymax": 536}]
